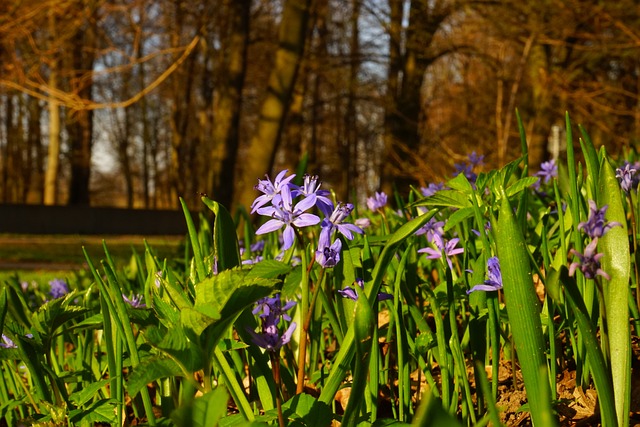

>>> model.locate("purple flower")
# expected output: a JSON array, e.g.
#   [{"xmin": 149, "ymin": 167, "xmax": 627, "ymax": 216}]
[
  {"xmin": 578, "ymin": 200, "xmax": 622, "ymax": 239},
  {"xmin": 420, "ymin": 182, "xmax": 445, "ymax": 197},
  {"xmin": 569, "ymin": 238, "xmax": 610, "ymax": 280},
  {"xmin": 242, "ymin": 255, "xmax": 264, "ymax": 265},
  {"xmin": 1, "ymin": 334, "xmax": 16, "ymax": 349},
  {"xmin": 367, "ymin": 192, "xmax": 388, "ymax": 211},
  {"xmin": 316, "ymin": 238, "xmax": 342, "ymax": 268},
  {"xmin": 467, "ymin": 257, "xmax": 502, "ymax": 294},
  {"xmin": 415, "ymin": 216, "xmax": 445, "ymax": 243},
  {"xmin": 337, "ymin": 286, "xmax": 359, "ymax": 301},
  {"xmin": 48, "ymin": 279, "xmax": 69, "ymax": 299},
  {"xmin": 247, "ymin": 316, "xmax": 297, "ymax": 352},
  {"xmin": 318, "ymin": 202, "xmax": 363, "ymax": 248},
  {"xmin": 468, "ymin": 151, "xmax": 485, "ymax": 168},
  {"xmin": 122, "ymin": 293, "xmax": 146, "ymax": 308},
  {"xmin": 252, "ymin": 293, "xmax": 296, "ymax": 322},
  {"xmin": 354, "ymin": 217, "xmax": 372, "ymax": 229},
  {"xmin": 454, "ymin": 162, "xmax": 477, "ymax": 182},
  {"xmin": 337, "ymin": 278, "xmax": 392, "ymax": 302},
  {"xmin": 248, "ymin": 294, "xmax": 297, "ymax": 352},
  {"xmin": 255, "ymin": 185, "xmax": 321, "ymax": 251},
  {"xmin": 290, "ymin": 174, "xmax": 334, "ymax": 217},
  {"xmin": 418, "ymin": 234, "xmax": 464, "ymax": 269},
  {"xmin": 616, "ymin": 163, "xmax": 637, "ymax": 193},
  {"xmin": 251, "ymin": 170, "xmax": 297, "ymax": 213},
  {"xmin": 535, "ymin": 159, "xmax": 558, "ymax": 185},
  {"xmin": 250, "ymin": 240, "xmax": 265, "ymax": 253}
]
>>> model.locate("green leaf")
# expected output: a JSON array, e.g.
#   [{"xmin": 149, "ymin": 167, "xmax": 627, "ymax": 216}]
[
  {"xmin": 443, "ymin": 207, "xmax": 474, "ymax": 232},
  {"xmin": 546, "ymin": 267, "xmax": 616, "ymax": 427},
  {"xmin": 69, "ymin": 379, "xmax": 111, "ymax": 407},
  {"xmin": 282, "ymin": 394, "xmax": 333, "ymax": 426},
  {"xmin": 598, "ymin": 152, "xmax": 631, "ymax": 427},
  {"xmin": 144, "ymin": 325, "xmax": 204, "ymax": 373},
  {"xmin": 202, "ymin": 196, "xmax": 242, "ymax": 271},
  {"xmin": 246, "ymin": 259, "xmax": 292, "ymax": 280},
  {"xmin": 127, "ymin": 356, "xmax": 186, "ymax": 397},
  {"xmin": 416, "ymin": 190, "xmax": 470, "ymax": 209},
  {"xmin": 495, "ymin": 187, "xmax": 557, "ymax": 427},
  {"xmin": 341, "ymin": 292, "xmax": 374, "ymax": 426},
  {"xmin": 34, "ymin": 294, "xmax": 88, "ymax": 338},
  {"xmin": 318, "ymin": 209, "xmax": 437, "ymax": 405},
  {"xmin": 181, "ymin": 197, "xmax": 207, "ymax": 281},
  {"xmin": 282, "ymin": 265, "xmax": 303, "ymax": 298},
  {"xmin": 194, "ymin": 269, "xmax": 278, "ymax": 319},
  {"xmin": 192, "ymin": 388, "xmax": 230, "ymax": 426},
  {"xmin": 68, "ymin": 399, "xmax": 118, "ymax": 424},
  {"xmin": 505, "ymin": 176, "xmax": 539, "ymax": 197}
]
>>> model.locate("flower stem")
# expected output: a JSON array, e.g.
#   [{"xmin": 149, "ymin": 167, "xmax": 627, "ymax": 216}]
[
  {"xmin": 296, "ymin": 266, "xmax": 324, "ymax": 394},
  {"xmin": 271, "ymin": 351, "xmax": 286, "ymax": 427}
]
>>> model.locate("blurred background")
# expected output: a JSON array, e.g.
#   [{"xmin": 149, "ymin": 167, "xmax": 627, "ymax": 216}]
[{"xmin": 1, "ymin": 0, "xmax": 639, "ymax": 213}]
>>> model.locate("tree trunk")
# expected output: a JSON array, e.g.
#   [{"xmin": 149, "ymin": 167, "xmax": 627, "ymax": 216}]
[
  {"xmin": 67, "ymin": 11, "xmax": 96, "ymax": 206},
  {"xmin": 233, "ymin": 0, "xmax": 312, "ymax": 212}
]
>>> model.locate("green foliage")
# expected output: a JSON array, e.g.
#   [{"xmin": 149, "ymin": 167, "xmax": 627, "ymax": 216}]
[{"xmin": 2, "ymin": 120, "xmax": 638, "ymax": 426}]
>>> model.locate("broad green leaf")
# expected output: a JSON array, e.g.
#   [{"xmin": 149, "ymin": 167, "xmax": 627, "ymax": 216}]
[
  {"xmin": 416, "ymin": 190, "xmax": 470, "ymax": 209},
  {"xmin": 194, "ymin": 388, "xmax": 231, "ymax": 424},
  {"xmin": 443, "ymin": 207, "xmax": 474, "ymax": 232},
  {"xmin": 505, "ymin": 176, "xmax": 539, "ymax": 198},
  {"xmin": 194, "ymin": 269, "xmax": 278, "ymax": 319},
  {"xmin": 69, "ymin": 379, "xmax": 112, "ymax": 407},
  {"xmin": 181, "ymin": 307, "xmax": 219, "ymax": 337},
  {"xmin": 495, "ymin": 187, "xmax": 557, "ymax": 427},
  {"xmin": 281, "ymin": 393, "xmax": 333, "ymax": 426},
  {"xmin": 246, "ymin": 259, "xmax": 292, "ymax": 280},
  {"xmin": 446, "ymin": 173, "xmax": 475, "ymax": 192},
  {"xmin": 144, "ymin": 325, "xmax": 203, "ymax": 372},
  {"xmin": 282, "ymin": 265, "xmax": 303, "ymax": 298},
  {"xmin": 68, "ymin": 399, "xmax": 118, "ymax": 424},
  {"xmin": 598, "ymin": 152, "xmax": 631, "ymax": 427},
  {"xmin": 127, "ymin": 356, "xmax": 186, "ymax": 397}
]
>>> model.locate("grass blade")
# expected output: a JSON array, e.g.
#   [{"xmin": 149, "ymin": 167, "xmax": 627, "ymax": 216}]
[{"xmin": 495, "ymin": 187, "xmax": 556, "ymax": 427}]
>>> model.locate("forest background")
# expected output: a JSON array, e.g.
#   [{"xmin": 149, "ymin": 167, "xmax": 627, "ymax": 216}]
[{"xmin": 1, "ymin": 0, "xmax": 639, "ymax": 213}]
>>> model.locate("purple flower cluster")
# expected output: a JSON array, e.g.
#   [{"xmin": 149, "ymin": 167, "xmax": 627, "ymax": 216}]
[
  {"xmin": 366, "ymin": 192, "xmax": 388, "ymax": 212},
  {"xmin": 616, "ymin": 162, "xmax": 638, "ymax": 193},
  {"xmin": 578, "ymin": 200, "xmax": 622, "ymax": 239},
  {"xmin": 48, "ymin": 279, "xmax": 69, "ymax": 299},
  {"xmin": 569, "ymin": 200, "xmax": 621, "ymax": 280},
  {"xmin": 252, "ymin": 170, "xmax": 363, "ymax": 268},
  {"xmin": 247, "ymin": 294, "xmax": 297, "ymax": 352},
  {"xmin": 536, "ymin": 159, "xmax": 558, "ymax": 184}
]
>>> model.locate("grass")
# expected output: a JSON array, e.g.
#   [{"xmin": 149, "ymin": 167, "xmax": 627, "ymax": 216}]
[{"xmin": 0, "ymin": 234, "xmax": 184, "ymax": 266}]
